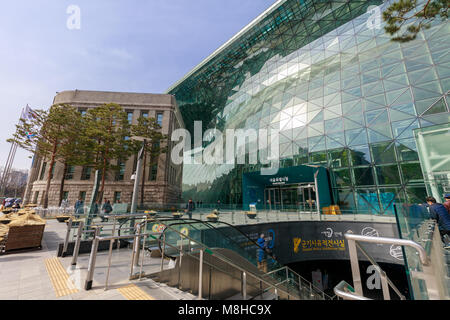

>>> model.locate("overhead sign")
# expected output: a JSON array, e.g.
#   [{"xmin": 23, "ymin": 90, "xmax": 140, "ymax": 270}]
[{"xmin": 269, "ymin": 176, "xmax": 289, "ymax": 185}]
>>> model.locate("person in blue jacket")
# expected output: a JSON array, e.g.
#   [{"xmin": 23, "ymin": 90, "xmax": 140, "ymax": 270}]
[
  {"xmin": 257, "ymin": 233, "xmax": 267, "ymax": 272},
  {"xmin": 426, "ymin": 196, "xmax": 450, "ymax": 244}
]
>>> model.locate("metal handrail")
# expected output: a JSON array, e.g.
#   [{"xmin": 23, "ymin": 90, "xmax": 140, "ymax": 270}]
[
  {"xmin": 146, "ymin": 219, "xmax": 306, "ymax": 300},
  {"xmin": 354, "ymin": 241, "xmax": 406, "ymax": 300},
  {"xmin": 342, "ymin": 232, "xmax": 432, "ymax": 300},
  {"xmin": 153, "ymin": 218, "xmax": 332, "ymax": 299},
  {"xmin": 334, "ymin": 281, "xmax": 371, "ymax": 300},
  {"xmin": 345, "ymin": 233, "xmax": 430, "ymax": 265}
]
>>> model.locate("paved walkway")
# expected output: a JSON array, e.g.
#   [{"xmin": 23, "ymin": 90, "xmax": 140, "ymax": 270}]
[{"xmin": 0, "ymin": 219, "xmax": 196, "ymax": 300}]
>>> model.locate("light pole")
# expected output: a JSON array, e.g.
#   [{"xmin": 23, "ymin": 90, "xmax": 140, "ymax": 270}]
[{"xmin": 131, "ymin": 138, "xmax": 147, "ymax": 214}]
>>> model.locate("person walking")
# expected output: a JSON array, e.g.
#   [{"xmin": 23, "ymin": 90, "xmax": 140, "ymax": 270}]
[
  {"xmin": 101, "ymin": 199, "xmax": 113, "ymax": 222},
  {"xmin": 74, "ymin": 198, "xmax": 84, "ymax": 218},
  {"xmin": 426, "ymin": 196, "xmax": 450, "ymax": 245},
  {"xmin": 185, "ymin": 199, "xmax": 195, "ymax": 219},
  {"xmin": 443, "ymin": 193, "xmax": 450, "ymax": 214},
  {"xmin": 257, "ymin": 233, "xmax": 268, "ymax": 273},
  {"xmin": 216, "ymin": 200, "xmax": 221, "ymax": 210}
]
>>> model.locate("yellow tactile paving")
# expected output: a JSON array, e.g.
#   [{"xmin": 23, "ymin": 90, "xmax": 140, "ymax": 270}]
[
  {"xmin": 117, "ymin": 284, "xmax": 155, "ymax": 300},
  {"xmin": 44, "ymin": 257, "xmax": 79, "ymax": 297}
]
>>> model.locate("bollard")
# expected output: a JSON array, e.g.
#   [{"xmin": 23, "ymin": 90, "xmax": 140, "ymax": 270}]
[
  {"xmin": 138, "ymin": 220, "xmax": 148, "ymax": 280},
  {"xmin": 198, "ymin": 249, "xmax": 203, "ymax": 300},
  {"xmin": 160, "ymin": 233, "xmax": 166, "ymax": 272},
  {"xmin": 242, "ymin": 272, "xmax": 247, "ymax": 300},
  {"xmin": 84, "ymin": 227, "xmax": 100, "ymax": 290},
  {"xmin": 62, "ymin": 217, "xmax": 73, "ymax": 257},
  {"xmin": 71, "ymin": 221, "xmax": 84, "ymax": 265},
  {"xmin": 133, "ymin": 223, "xmax": 141, "ymax": 267}
]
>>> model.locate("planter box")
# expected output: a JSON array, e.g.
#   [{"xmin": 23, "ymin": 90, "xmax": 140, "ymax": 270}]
[
  {"xmin": 246, "ymin": 213, "xmax": 257, "ymax": 219},
  {"xmin": 56, "ymin": 216, "xmax": 71, "ymax": 223},
  {"xmin": 4, "ymin": 224, "xmax": 45, "ymax": 252}
]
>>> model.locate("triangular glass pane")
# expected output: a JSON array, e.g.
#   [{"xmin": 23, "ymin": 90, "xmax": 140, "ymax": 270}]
[
  {"xmin": 423, "ymin": 98, "xmax": 448, "ymax": 116},
  {"xmin": 421, "ymin": 113, "xmax": 450, "ymax": 125},
  {"xmin": 389, "ymin": 108, "xmax": 416, "ymax": 122},
  {"xmin": 368, "ymin": 128, "xmax": 391, "ymax": 143},
  {"xmin": 395, "ymin": 119, "xmax": 420, "ymax": 140},
  {"xmin": 346, "ymin": 128, "xmax": 368, "ymax": 146},
  {"xmin": 386, "ymin": 88, "xmax": 409, "ymax": 106}
]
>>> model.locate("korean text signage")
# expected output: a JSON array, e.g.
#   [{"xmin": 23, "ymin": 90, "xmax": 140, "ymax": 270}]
[
  {"xmin": 236, "ymin": 221, "xmax": 401, "ymax": 265},
  {"xmin": 269, "ymin": 176, "xmax": 289, "ymax": 185}
]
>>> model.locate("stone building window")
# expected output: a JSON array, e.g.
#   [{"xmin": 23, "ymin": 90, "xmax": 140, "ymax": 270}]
[
  {"xmin": 79, "ymin": 191, "xmax": 86, "ymax": 201},
  {"xmin": 39, "ymin": 162, "xmax": 47, "ymax": 180},
  {"xmin": 81, "ymin": 167, "xmax": 92, "ymax": 180},
  {"xmin": 33, "ymin": 191, "xmax": 39, "ymax": 204},
  {"xmin": 156, "ymin": 112, "xmax": 163, "ymax": 126},
  {"xmin": 149, "ymin": 164, "xmax": 158, "ymax": 181},
  {"xmin": 126, "ymin": 110, "xmax": 133, "ymax": 124},
  {"xmin": 114, "ymin": 192, "xmax": 121, "ymax": 203},
  {"xmin": 65, "ymin": 165, "xmax": 75, "ymax": 180},
  {"xmin": 115, "ymin": 161, "xmax": 125, "ymax": 181}
]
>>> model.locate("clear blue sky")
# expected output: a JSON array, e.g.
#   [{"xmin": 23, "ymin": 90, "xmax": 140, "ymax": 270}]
[{"xmin": 0, "ymin": 0, "xmax": 275, "ymax": 170}]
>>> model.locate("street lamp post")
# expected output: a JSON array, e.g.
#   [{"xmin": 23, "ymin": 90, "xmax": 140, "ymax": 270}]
[{"xmin": 131, "ymin": 139, "xmax": 147, "ymax": 214}]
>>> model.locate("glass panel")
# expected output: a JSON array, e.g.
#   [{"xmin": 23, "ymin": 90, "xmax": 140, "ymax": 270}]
[
  {"xmin": 355, "ymin": 188, "xmax": 380, "ymax": 214},
  {"xmin": 310, "ymin": 151, "xmax": 327, "ymax": 165},
  {"xmin": 350, "ymin": 145, "xmax": 371, "ymax": 166},
  {"xmin": 396, "ymin": 139, "xmax": 419, "ymax": 161},
  {"xmin": 346, "ymin": 128, "xmax": 368, "ymax": 146},
  {"xmin": 375, "ymin": 165, "xmax": 401, "ymax": 185},
  {"xmin": 401, "ymin": 163, "xmax": 424, "ymax": 183},
  {"xmin": 335, "ymin": 188, "xmax": 356, "ymax": 211},
  {"xmin": 378, "ymin": 187, "xmax": 404, "ymax": 215},
  {"xmin": 353, "ymin": 166, "xmax": 375, "ymax": 186},
  {"xmin": 333, "ymin": 168, "xmax": 352, "ymax": 187},
  {"xmin": 414, "ymin": 122, "xmax": 450, "ymax": 202},
  {"xmin": 370, "ymin": 142, "xmax": 397, "ymax": 164},
  {"xmin": 405, "ymin": 186, "xmax": 428, "ymax": 204},
  {"xmin": 327, "ymin": 148, "xmax": 349, "ymax": 168}
]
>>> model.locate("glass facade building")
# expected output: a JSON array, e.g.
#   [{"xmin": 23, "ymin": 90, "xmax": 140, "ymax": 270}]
[{"xmin": 168, "ymin": 0, "xmax": 450, "ymax": 214}]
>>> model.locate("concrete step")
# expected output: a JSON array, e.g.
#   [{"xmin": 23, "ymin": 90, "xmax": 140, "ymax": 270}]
[{"xmin": 226, "ymin": 291, "xmax": 278, "ymax": 300}]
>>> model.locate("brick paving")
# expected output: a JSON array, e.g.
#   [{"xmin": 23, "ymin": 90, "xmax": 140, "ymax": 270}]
[{"xmin": 0, "ymin": 219, "xmax": 195, "ymax": 300}]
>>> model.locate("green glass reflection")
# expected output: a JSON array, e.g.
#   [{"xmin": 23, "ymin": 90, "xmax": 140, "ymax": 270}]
[
  {"xmin": 353, "ymin": 166, "xmax": 375, "ymax": 186},
  {"xmin": 328, "ymin": 148, "xmax": 350, "ymax": 168},
  {"xmin": 375, "ymin": 165, "xmax": 401, "ymax": 185},
  {"xmin": 350, "ymin": 145, "xmax": 371, "ymax": 166},
  {"xmin": 401, "ymin": 163, "xmax": 424, "ymax": 183},
  {"xmin": 333, "ymin": 168, "xmax": 352, "ymax": 187},
  {"xmin": 371, "ymin": 142, "xmax": 397, "ymax": 164}
]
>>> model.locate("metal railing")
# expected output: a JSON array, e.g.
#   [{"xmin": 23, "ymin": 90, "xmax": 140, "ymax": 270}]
[
  {"xmin": 143, "ymin": 216, "xmax": 333, "ymax": 300},
  {"xmin": 75, "ymin": 213, "xmax": 331, "ymax": 300},
  {"xmin": 334, "ymin": 229, "xmax": 447, "ymax": 300}
]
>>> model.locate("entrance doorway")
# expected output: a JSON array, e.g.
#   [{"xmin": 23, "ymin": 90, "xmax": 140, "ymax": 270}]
[{"xmin": 264, "ymin": 183, "xmax": 317, "ymax": 212}]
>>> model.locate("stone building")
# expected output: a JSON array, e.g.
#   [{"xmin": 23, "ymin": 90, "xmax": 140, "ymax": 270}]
[{"xmin": 23, "ymin": 90, "xmax": 184, "ymax": 208}]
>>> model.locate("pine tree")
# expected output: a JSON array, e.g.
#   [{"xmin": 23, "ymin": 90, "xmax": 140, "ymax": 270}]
[
  {"xmin": 83, "ymin": 103, "xmax": 132, "ymax": 201},
  {"xmin": 131, "ymin": 116, "xmax": 168, "ymax": 205},
  {"xmin": 384, "ymin": 0, "xmax": 449, "ymax": 42},
  {"xmin": 8, "ymin": 104, "xmax": 84, "ymax": 208}
]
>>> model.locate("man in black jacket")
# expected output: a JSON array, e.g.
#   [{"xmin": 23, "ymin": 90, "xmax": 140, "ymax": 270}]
[
  {"xmin": 185, "ymin": 199, "xmax": 195, "ymax": 219},
  {"xmin": 426, "ymin": 196, "xmax": 450, "ymax": 245},
  {"xmin": 101, "ymin": 199, "xmax": 113, "ymax": 222}
]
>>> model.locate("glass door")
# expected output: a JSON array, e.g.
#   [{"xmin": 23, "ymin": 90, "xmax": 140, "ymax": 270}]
[
  {"xmin": 298, "ymin": 184, "xmax": 316, "ymax": 212},
  {"xmin": 281, "ymin": 187, "xmax": 298, "ymax": 211},
  {"xmin": 265, "ymin": 188, "xmax": 281, "ymax": 211}
]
